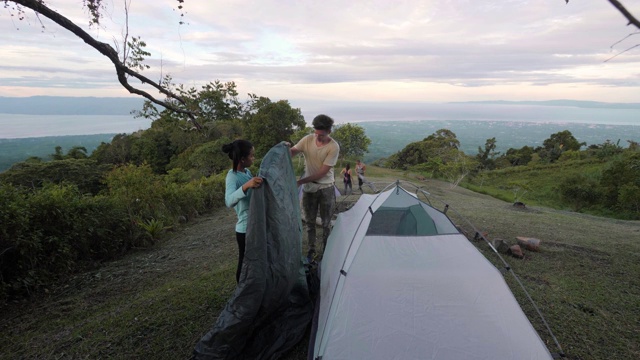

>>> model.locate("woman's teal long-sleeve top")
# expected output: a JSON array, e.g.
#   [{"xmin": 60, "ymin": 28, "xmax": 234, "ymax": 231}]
[{"xmin": 225, "ymin": 168, "xmax": 253, "ymax": 233}]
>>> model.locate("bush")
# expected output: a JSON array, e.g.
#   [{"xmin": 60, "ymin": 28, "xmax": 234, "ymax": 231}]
[
  {"xmin": 558, "ymin": 174, "xmax": 602, "ymax": 211},
  {"xmin": 0, "ymin": 183, "xmax": 133, "ymax": 300}
]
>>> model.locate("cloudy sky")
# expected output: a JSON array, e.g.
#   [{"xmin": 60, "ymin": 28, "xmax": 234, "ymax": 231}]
[{"xmin": 1, "ymin": 0, "xmax": 640, "ymax": 111}]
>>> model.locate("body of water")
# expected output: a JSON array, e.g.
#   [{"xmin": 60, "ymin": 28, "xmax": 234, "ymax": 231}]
[{"xmin": 0, "ymin": 114, "xmax": 152, "ymax": 139}]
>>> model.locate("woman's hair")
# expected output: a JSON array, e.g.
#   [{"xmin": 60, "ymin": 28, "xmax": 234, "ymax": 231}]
[
  {"xmin": 345, "ymin": 163, "xmax": 350, "ymax": 170},
  {"xmin": 221, "ymin": 139, "xmax": 253, "ymax": 172}
]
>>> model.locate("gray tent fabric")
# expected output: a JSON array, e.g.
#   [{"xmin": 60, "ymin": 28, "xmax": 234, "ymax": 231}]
[
  {"xmin": 311, "ymin": 185, "xmax": 553, "ymax": 360},
  {"xmin": 194, "ymin": 142, "xmax": 312, "ymax": 360}
]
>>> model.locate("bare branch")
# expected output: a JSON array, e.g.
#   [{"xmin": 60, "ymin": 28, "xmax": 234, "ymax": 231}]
[
  {"xmin": 11, "ymin": 0, "xmax": 202, "ymax": 130},
  {"xmin": 605, "ymin": 43, "xmax": 640, "ymax": 62},
  {"xmin": 607, "ymin": 0, "xmax": 640, "ymax": 30}
]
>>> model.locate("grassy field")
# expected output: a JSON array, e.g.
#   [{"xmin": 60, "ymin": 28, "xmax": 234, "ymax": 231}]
[{"xmin": 1, "ymin": 168, "xmax": 639, "ymax": 359}]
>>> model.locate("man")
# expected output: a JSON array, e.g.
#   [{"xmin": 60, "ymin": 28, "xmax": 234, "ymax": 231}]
[
  {"xmin": 355, "ymin": 159, "xmax": 378, "ymax": 193},
  {"xmin": 290, "ymin": 114, "xmax": 340, "ymax": 259}
]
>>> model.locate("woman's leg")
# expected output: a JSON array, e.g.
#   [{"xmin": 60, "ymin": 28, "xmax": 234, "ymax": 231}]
[{"xmin": 235, "ymin": 232, "xmax": 246, "ymax": 283}]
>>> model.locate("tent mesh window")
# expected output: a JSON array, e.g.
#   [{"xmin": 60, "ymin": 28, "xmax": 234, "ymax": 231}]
[{"xmin": 366, "ymin": 205, "xmax": 438, "ymax": 236}]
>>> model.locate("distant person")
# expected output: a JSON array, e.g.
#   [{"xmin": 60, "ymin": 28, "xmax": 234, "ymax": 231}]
[
  {"xmin": 222, "ymin": 139, "xmax": 263, "ymax": 283},
  {"xmin": 355, "ymin": 159, "xmax": 377, "ymax": 193},
  {"xmin": 340, "ymin": 163, "xmax": 353, "ymax": 196},
  {"xmin": 290, "ymin": 114, "xmax": 340, "ymax": 260}
]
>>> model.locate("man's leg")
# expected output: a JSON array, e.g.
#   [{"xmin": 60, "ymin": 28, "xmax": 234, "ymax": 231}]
[
  {"xmin": 318, "ymin": 186, "xmax": 336, "ymax": 250},
  {"xmin": 302, "ymin": 191, "xmax": 320, "ymax": 256}
]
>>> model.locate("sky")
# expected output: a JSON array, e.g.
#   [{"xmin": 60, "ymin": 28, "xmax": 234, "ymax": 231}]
[{"xmin": 1, "ymin": 0, "xmax": 640, "ymax": 113}]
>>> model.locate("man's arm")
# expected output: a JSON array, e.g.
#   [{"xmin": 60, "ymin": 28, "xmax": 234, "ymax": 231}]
[
  {"xmin": 290, "ymin": 146, "xmax": 302, "ymax": 157},
  {"xmin": 297, "ymin": 164, "xmax": 332, "ymax": 186}
]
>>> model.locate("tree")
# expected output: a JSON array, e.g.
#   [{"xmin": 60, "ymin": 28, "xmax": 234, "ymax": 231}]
[
  {"xmin": 331, "ymin": 123, "xmax": 371, "ymax": 159},
  {"xmin": 242, "ymin": 97, "xmax": 306, "ymax": 156},
  {"xmin": 440, "ymin": 151, "xmax": 478, "ymax": 188},
  {"xmin": 5, "ymin": 0, "xmax": 202, "ymax": 127},
  {"xmin": 600, "ymin": 152, "xmax": 640, "ymax": 209},
  {"xmin": 540, "ymin": 130, "xmax": 585, "ymax": 162},
  {"xmin": 386, "ymin": 129, "xmax": 460, "ymax": 170},
  {"xmin": 476, "ymin": 137, "xmax": 500, "ymax": 170}
]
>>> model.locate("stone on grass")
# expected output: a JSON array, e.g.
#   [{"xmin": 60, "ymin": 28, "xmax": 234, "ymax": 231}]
[
  {"xmin": 509, "ymin": 245, "xmax": 524, "ymax": 259},
  {"xmin": 516, "ymin": 236, "xmax": 541, "ymax": 252},
  {"xmin": 492, "ymin": 238, "xmax": 510, "ymax": 254}
]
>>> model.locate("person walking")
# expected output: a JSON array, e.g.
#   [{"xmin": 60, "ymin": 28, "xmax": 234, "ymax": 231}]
[
  {"xmin": 355, "ymin": 159, "xmax": 378, "ymax": 193},
  {"xmin": 290, "ymin": 114, "xmax": 340, "ymax": 259},
  {"xmin": 222, "ymin": 139, "xmax": 263, "ymax": 283},
  {"xmin": 340, "ymin": 163, "xmax": 353, "ymax": 196}
]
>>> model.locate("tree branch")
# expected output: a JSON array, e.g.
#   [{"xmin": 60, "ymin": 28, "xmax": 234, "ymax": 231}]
[
  {"xmin": 607, "ymin": 0, "xmax": 640, "ymax": 30},
  {"xmin": 11, "ymin": 0, "xmax": 202, "ymax": 129}
]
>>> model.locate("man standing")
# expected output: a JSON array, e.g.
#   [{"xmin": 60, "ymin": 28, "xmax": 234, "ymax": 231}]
[
  {"xmin": 355, "ymin": 159, "xmax": 378, "ymax": 193},
  {"xmin": 290, "ymin": 114, "xmax": 340, "ymax": 259}
]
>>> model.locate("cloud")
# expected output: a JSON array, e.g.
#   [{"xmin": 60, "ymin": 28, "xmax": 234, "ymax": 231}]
[{"xmin": 0, "ymin": 0, "xmax": 639, "ymax": 102}]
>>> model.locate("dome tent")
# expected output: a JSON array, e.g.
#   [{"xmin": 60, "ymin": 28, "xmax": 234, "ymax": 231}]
[{"xmin": 310, "ymin": 183, "xmax": 553, "ymax": 360}]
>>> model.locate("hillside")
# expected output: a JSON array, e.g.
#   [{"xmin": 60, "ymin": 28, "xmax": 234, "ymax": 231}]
[{"xmin": 1, "ymin": 171, "xmax": 639, "ymax": 359}]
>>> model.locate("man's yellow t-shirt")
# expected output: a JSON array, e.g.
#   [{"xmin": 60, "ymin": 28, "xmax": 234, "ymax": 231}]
[{"xmin": 294, "ymin": 134, "xmax": 340, "ymax": 192}]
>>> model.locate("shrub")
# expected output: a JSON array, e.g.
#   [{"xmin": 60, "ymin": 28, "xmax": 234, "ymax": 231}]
[{"xmin": 557, "ymin": 174, "xmax": 602, "ymax": 211}]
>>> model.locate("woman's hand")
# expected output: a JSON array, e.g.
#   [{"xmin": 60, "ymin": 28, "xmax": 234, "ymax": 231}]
[
  {"xmin": 249, "ymin": 177, "xmax": 263, "ymax": 188},
  {"xmin": 243, "ymin": 177, "xmax": 263, "ymax": 193}
]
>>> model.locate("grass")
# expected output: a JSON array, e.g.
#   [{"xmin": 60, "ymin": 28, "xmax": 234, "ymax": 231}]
[{"xmin": 1, "ymin": 168, "xmax": 639, "ymax": 359}]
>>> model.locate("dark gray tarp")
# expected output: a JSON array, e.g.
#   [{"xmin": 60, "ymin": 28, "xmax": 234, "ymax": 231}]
[{"xmin": 194, "ymin": 142, "xmax": 312, "ymax": 359}]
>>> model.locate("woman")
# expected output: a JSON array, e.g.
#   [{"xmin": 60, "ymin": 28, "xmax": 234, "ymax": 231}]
[
  {"xmin": 340, "ymin": 163, "xmax": 352, "ymax": 196},
  {"xmin": 222, "ymin": 139, "xmax": 263, "ymax": 283}
]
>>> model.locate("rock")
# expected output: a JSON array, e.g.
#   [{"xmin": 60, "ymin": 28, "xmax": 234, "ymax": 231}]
[
  {"xmin": 516, "ymin": 236, "xmax": 541, "ymax": 252},
  {"xmin": 492, "ymin": 238, "xmax": 510, "ymax": 254},
  {"xmin": 509, "ymin": 245, "xmax": 524, "ymax": 259},
  {"xmin": 473, "ymin": 231, "xmax": 489, "ymax": 242},
  {"xmin": 513, "ymin": 201, "xmax": 526, "ymax": 209}
]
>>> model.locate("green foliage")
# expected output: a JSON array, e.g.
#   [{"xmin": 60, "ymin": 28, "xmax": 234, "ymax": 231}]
[
  {"xmin": 464, "ymin": 148, "xmax": 640, "ymax": 219},
  {"xmin": 91, "ymin": 133, "xmax": 135, "ymax": 165},
  {"xmin": 243, "ymin": 97, "xmax": 306, "ymax": 155},
  {"xmin": 130, "ymin": 129, "xmax": 175, "ymax": 173},
  {"xmin": 0, "ymin": 163, "xmax": 226, "ymax": 301},
  {"xmin": 539, "ymin": 130, "xmax": 586, "ymax": 163},
  {"xmin": 0, "ymin": 158, "xmax": 112, "ymax": 195},
  {"xmin": 498, "ymin": 145, "xmax": 535, "ymax": 167},
  {"xmin": 475, "ymin": 137, "xmax": 499, "ymax": 170},
  {"xmin": 331, "ymin": 123, "xmax": 371, "ymax": 159},
  {"xmin": 386, "ymin": 129, "xmax": 461, "ymax": 171},
  {"xmin": 618, "ymin": 183, "xmax": 640, "ymax": 213},
  {"xmin": 506, "ymin": 180, "xmax": 531, "ymax": 203},
  {"xmin": 600, "ymin": 152, "xmax": 640, "ymax": 213},
  {"xmin": 138, "ymin": 218, "xmax": 166, "ymax": 243},
  {"xmin": 125, "ymin": 36, "xmax": 151, "ymax": 71},
  {"xmin": 558, "ymin": 174, "xmax": 602, "ymax": 211},
  {"xmin": 591, "ymin": 139, "xmax": 624, "ymax": 160},
  {"xmin": 135, "ymin": 80, "xmax": 244, "ymax": 128},
  {"xmin": 167, "ymin": 138, "xmax": 231, "ymax": 177},
  {"xmin": 0, "ymin": 183, "xmax": 130, "ymax": 299}
]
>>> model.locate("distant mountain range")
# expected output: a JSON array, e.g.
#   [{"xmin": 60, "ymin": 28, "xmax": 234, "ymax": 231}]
[
  {"xmin": 450, "ymin": 99, "xmax": 640, "ymax": 110},
  {"xmin": 0, "ymin": 96, "xmax": 146, "ymax": 115}
]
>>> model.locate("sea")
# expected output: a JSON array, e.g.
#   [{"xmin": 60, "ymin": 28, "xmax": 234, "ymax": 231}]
[{"xmin": 1, "ymin": 103, "xmax": 639, "ymax": 164}]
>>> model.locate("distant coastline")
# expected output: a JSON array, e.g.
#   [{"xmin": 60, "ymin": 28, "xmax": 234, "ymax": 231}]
[{"xmin": 0, "ymin": 96, "xmax": 146, "ymax": 115}]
